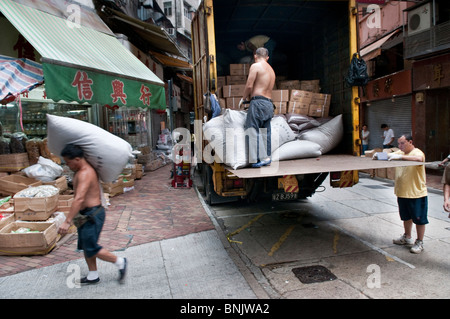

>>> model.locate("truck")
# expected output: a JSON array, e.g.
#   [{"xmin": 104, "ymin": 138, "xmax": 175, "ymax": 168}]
[{"xmin": 191, "ymin": 0, "xmax": 421, "ymax": 205}]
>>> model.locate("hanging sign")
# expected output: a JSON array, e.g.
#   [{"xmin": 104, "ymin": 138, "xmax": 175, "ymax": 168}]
[{"xmin": 42, "ymin": 63, "xmax": 166, "ymax": 109}]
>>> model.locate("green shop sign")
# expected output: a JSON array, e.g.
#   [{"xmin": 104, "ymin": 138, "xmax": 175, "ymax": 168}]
[{"xmin": 43, "ymin": 63, "xmax": 166, "ymax": 109}]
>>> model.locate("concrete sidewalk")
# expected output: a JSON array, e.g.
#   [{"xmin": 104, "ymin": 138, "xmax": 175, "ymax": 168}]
[{"xmin": 0, "ymin": 229, "xmax": 257, "ymax": 299}]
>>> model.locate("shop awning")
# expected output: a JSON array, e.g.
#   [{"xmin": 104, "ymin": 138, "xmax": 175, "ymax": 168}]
[
  {"xmin": 102, "ymin": 7, "xmax": 186, "ymax": 59},
  {"xmin": 150, "ymin": 51, "xmax": 192, "ymax": 71},
  {"xmin": 0, "ymin": 0, "xmax": 166, "ymax": 109},
  {"xmin": 360, "ymin": 29, "xmax": 402, "ymax": 61},
  {"xmin": 0, "ymin": 55, "xmax": 43, "ymax": 102}
]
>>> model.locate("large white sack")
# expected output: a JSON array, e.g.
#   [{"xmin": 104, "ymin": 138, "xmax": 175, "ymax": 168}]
[
  {"xmin": 223, "ymin": 109, "xmax": 248, "ymax": 169},
  {"xmin": 270, "ymin": 116, "xmax": 296, "ymax": 151},
  {"xmin": 202, "ymin": 114, "xmax": 225, "ymax": 163},
  {"xmin": 271, "ymin": 140, "xmax": 322, "ymax": 161},
  {"xmin": 46, "ymin": 114, "xmax": 133, "ymax": 183},
  {"xmin": 298, "ymin": 114, "xmax": 343, "ymax": 154}
]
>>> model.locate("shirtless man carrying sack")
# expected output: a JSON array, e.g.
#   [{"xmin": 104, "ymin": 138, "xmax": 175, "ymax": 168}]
[{"xmin": 239, "ymin": 47, "xmax": 276, "ymax": 168}]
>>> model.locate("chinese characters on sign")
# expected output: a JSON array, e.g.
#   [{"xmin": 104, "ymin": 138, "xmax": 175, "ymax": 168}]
[
  {"xmin": 70, "ymin": 70, "xmax": 154, "ymax": 107},
  {"xmin": 139, "ymin": 84, "xmax": 152, "ymax": 107},
  {"xmin": 72, "ymin": 71, "xmax": 93, "ymax": 101},
  {"xmin": 111, "ymin": 79, "xmax": 127, "ymax": 104},
  {"xmin": 433, "ymin": 63, "xmax": 444, "ymax": 86}
]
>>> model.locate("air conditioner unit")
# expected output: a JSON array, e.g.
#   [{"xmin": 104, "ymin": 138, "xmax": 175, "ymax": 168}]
[{"xmin": 408, "ymin": 3, "xmax": 432, "ymax": 36}]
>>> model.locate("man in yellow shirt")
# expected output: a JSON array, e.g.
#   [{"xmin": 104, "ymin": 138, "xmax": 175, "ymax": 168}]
[{"xmin": 387, "ymin": 134, "xmax": 427, "ymax": 254}]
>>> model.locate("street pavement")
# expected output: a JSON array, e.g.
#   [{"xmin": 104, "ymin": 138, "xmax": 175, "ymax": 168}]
[
  {"xmin": 0, "ymin": 164, "xmax": 257, "ymax": 299},
  {"xmin": 0, "ymin": 162, "xmax": 446, "ymax": 300}
]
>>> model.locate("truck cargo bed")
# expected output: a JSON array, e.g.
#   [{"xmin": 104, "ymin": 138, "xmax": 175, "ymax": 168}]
[{"xmin": 227, "ymin": 155, "xmax": 426, "ymax": 178}]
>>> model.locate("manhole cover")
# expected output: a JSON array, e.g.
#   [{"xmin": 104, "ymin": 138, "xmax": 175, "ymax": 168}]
[{"xmin": 292, "ymin": 265, "xmax": 337, "ymax": 284}]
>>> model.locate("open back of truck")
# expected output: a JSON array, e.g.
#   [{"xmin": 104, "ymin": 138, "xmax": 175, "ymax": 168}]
[{"xmin": 191, "ymin": 0, "xmax": 423, "ymax": 203}]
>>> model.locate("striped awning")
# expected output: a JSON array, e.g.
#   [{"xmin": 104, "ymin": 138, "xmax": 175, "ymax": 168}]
[
  {"xmin": 0, "ymin": 0, "xmax": 166, "ymax": 109},
  {"xmin": 0, "ymin": 55, "xmax": 44, "ymax": 102}
]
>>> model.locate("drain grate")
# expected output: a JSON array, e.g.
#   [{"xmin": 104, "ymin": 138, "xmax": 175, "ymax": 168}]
[{"xmin": 292, "ymin": 265, "xmax": 337, "ymax": 284}]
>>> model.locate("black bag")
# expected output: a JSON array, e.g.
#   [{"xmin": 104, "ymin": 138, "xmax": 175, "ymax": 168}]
[
  {"xmin": 73, "ymin": 206, "xmax": 103, "ymax": 228},
  {"xmin": 345, "ymin": 53, "xmax": 369, "ymax": 87}
]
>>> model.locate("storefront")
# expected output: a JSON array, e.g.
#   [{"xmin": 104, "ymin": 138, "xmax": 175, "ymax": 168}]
[
  {"xmin": 0, "ymin": 0, "xmax": 165, "ymax": 151},
  {"xmin": 412, "ymin": 53, "xmax": 450, "ymax": 161},
  {"xmin": 360, "ymin": 69, "xmax": 413, "ymax": 150}
]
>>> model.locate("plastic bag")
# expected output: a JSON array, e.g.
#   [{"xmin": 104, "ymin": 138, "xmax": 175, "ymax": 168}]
[{"xmin": 23, "ymin": 156, "xmax": 63, "ymax": 182}]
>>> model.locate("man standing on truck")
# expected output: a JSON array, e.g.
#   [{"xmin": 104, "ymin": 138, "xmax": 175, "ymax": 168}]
[{"xmin": 239, "ymin": 47, "xmax": 276, "ymax": 168}]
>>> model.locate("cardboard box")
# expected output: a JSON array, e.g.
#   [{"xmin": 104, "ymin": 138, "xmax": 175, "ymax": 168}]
[
  {"xmin": 289, "ymin": 90, "xmax": 313, "ymax": 103},
  {"xmin": 43, "ymin": 176, "xmax": 68, "ymax": 193},
  {"xmin": 135, "ymin": 164, "xmax": 143, "ymax": 179},
  {"xmin": 300, "ymin": 80, "xmax": 320, "ymax": 92},
  {"xmin": 226, "ymin": 75, "xmax": 247, "ymax": 85},
  {"xmin": 0, "ymin": 175, "xmax": 42, "ymax": 196},
  {"xmin": 217, "ymin": 76, "xmax": 226, "ymax": 88},
  {"xmin": 278, "ymin": 80, "xmax": 301, "ymax": 90},
  {"xmin": 101, "ymin": 178, "xmax": 123, "ymax": 197},
  {"xmin": 0, "ymin": 153, "xmax": 30, "ymax": 172},
  {"xmin": 272, "ymin": 90, "xmax": 290, "ymax": 102},
  {"xmin": 14, "ymin": 193, "xmax": 59, "ymax": 221},
  {"xmin": 274, "ymin": 102, "xmax": 288, "ymax": 114},
  {"xmin": 229, "ymin": 64, "xmax": 249, "ymax": 76},
  {"xmin": 308, "ymin": 103, "xmax": 329, "ymax": 117},
  {"xmin": 222, "ymin": 85, "xmax": 245, "ymax": 98},
  {"xmin": 310, "ymin": 92, "xmax": 331, "ymax": 107},
  {"xmin": 226, "ymin": 97, "xmax": 243, "ymax": 109},
  {"xmin": 58, "ymin": 195, "xmax": 73, "ymax": 213},
  {"xmin": 288, "ymin": 102, "xmax": 309, "ymax": 115},
  {"xmin": 0, "ymin": 213, "xmax": 14, "ymax": 230},
  {"xmin": 0, "ymin": 221, "xmax": 58, "ymax": 255}
]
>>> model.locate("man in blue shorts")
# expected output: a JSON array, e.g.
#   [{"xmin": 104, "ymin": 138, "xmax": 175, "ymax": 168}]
[
  {"xmin": 386, "ymin": 134, "xmax": 428, "ymax": 254},
  {"xmin": 58, "ymin": 144, "xmax": 127, "ymax": 284}
]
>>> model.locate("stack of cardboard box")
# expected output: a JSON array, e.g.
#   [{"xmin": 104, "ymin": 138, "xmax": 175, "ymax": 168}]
[{"xmin": 216, "ymin": 66, "xmax": 330, "ymax": 117}]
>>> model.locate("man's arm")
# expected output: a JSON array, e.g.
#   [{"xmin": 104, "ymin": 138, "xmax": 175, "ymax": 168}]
[
  {"xmin": 242, "ymin": 64, "xmax": 258, "ymax": 101},
  {"xmin": 444, "ymin": 183, "xmax": 450, "ymax": 213},
  {"xmin": 58, "ymin": 170, "xmax": 89, "ymax": 234}
]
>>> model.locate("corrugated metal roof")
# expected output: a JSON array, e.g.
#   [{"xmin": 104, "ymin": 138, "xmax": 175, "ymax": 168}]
[{"xmin": 0, "ymin": 0, "xmax": 164, "ymax": 86}]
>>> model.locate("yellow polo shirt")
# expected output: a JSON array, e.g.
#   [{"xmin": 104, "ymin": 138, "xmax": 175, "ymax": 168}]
[{"xmin": 394, "ymin": 148, "xmax": 427, "ymax": 198}]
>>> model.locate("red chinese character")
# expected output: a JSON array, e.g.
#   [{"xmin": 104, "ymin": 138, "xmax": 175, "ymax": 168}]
[
  {"xmin": 139, "ymin": 84, "xmax": 152, "ymax": 106},
  {"xmin": 110, "ymin": 79, "xmax": 127, "ymax": 104},
  {"xmin": 71, "ymin": 71, "xmax": 93, "ymax": 101}
]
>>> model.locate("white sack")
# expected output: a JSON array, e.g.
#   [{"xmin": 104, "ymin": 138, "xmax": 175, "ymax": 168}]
[
  {"xmin": 46, "ymin": 114, "xmax": 133, "ymax": 183},
  {"xmin": 223, "ymin": 109, "xmax": 248, "ymax": 169},
  {"xmin": 202, "ymin": 114, "xmax": 225, "ymax": 163},
  {"xmin": 271, "ymin": 140, "xmax": 322, "ymax": 162},
  {"xmin": 298, "ymin": 114, "xmax": 343, "ymax": 154},
  {"xmin": 23, "ymin": 156, "xmax": 63, "ymax": 182},
  {"xmin": 270, "ymin": 116, "xmax": 296, "ymax": 151}
]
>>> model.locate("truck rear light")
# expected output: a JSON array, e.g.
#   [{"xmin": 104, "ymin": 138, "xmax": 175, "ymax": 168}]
[
  {"xmin": 233, "ymin": 179, "xmax": 244, "ymax": 188},
  {"xmin": 330, "ymin": 172, "xmax": 341, "ymax": 180}
]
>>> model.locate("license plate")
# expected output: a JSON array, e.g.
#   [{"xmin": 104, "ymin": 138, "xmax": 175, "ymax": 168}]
[{"xmin": 272, "ymin": 192, "xmax": 298, "ymax": 201}]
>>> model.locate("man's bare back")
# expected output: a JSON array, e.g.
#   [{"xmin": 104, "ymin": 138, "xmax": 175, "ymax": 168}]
[{"xmin": 242, "ymin": 54, "xmax": 275, "ymax": 101}]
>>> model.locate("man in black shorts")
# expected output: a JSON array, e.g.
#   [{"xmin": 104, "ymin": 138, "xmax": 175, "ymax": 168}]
[{"xmin": 58, "ymin": 144, "xmax": 127, "ymax": 284}]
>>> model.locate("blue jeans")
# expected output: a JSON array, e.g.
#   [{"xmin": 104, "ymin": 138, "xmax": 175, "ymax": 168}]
[{"xmin": 244, "ymin": 97, "xmax": 274, "ymax": 164}]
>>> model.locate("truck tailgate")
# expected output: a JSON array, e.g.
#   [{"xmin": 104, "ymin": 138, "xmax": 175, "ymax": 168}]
[{"xmin": 227, "ymin": 155, "xmax": 426, "ymax": 178}]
